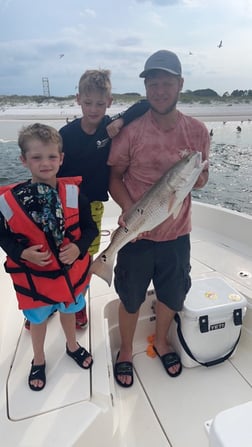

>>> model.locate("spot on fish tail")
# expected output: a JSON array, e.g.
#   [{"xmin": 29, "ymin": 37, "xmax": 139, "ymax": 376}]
[
  {"xmin": 101, "ymin": 254, "xmax": 107, "ymax": 263},
  {"xmin": 137, "ymin": 207, "xmax": 144, "ymax": 215}
]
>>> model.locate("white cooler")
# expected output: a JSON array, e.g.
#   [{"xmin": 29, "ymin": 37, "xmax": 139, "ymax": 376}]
[
  {"xmin": 168, "ymin": 277, "xmax": 247, "ymax": 368},
  {"xmin": 209, "ymin": 401, "xmax": 252, "ymax": 446}
]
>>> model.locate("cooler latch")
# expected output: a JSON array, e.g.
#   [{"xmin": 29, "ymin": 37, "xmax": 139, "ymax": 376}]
[
  {"xmin": 233, "ymin": 308, "xmax": 242, "ymax": 326},
  {"xmin": 199, "ymin": 315, "xmax": 209, "ymax": 333}
]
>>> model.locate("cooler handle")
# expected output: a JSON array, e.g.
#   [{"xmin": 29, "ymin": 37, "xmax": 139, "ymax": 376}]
[{"xmin": 174, "ymin": 313, "xmax": 241, "ymax": 367}]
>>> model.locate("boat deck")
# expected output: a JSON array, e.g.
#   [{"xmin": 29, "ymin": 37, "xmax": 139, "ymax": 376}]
[{"xmin": 1, "ymin": 201, "xmax": 252, "ymax": 446}]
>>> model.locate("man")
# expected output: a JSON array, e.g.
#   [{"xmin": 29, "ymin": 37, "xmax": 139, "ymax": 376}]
[{"xmin": 108, "ymin": 50, "xmax": 210, "ymax": 387}]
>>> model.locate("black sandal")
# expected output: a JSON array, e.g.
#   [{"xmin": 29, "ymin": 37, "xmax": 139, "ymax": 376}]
[
  {"xmin": 28, "ymin": 360, "xmax": 46, "ymax": 391},
  {"xmin": 114, "ymin": 352, "xmax": 134, "ymax": 388},
  {"xmin": 153, "ymin": 346, "xmax": 182, "ymax": 377},
  {"xmin": 66, "ymin": 343, "xmax": 93, "ymax": 369}
]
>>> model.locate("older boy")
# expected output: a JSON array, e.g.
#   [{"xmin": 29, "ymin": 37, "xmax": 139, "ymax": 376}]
[{"xmin": 58, "ymin": 69, "xmax": 148, "ymax": 328}]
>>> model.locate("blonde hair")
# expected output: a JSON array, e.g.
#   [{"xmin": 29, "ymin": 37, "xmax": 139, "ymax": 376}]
[
  {"xmin": 18, "ymin": 123, "xmax": 63, "ymax": 158},
  {"xmin": 78, "ymin": 69, "xmax": 112, "ymax": 97}
]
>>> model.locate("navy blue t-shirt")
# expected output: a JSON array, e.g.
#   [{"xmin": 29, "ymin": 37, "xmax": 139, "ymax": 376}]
[
  {"xmin": 58, "ymin": 100, "xmax": 149, "ymax": 203},
  {"xmin": 58, "ymin": 116, "xmax": 111, "ymax": 202}
]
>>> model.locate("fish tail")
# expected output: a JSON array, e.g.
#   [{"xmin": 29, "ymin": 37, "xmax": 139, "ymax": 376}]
[{"xmin": 89, "ymin": 252, "xmax": 115, "ymax": 286}]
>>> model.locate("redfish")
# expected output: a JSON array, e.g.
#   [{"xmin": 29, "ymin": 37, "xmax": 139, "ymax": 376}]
[{"xmin": 90, "ymin": 152, "xmax": 207, "ymax": 286}]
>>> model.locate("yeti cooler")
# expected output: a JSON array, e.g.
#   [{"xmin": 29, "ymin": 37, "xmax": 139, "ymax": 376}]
[{"xmin": 168, "ymin": 277, "xmax": 247, "ymax": 368}]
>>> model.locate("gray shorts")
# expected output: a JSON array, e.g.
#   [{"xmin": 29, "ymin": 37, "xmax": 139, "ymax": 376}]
[{"xmin": 114, "ymin": 235, "xmax": 191, "ymax": 313}]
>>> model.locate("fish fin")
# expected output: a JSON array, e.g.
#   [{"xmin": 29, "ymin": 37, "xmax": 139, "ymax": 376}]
[
  {"xmin": 89, "ymin": 251, "xmax": 114, "ymax": 286},
  {"xmin": 172, "ymin": 202, "xmax": 183, "ymax": 219},
  {"xmin": 167, "ymin": 193, "xmax": 176, "ymax": 212}
]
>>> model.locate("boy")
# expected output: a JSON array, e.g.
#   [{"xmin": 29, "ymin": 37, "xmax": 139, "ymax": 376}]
[
  {"xmin": 58, "ymin": 69, "xmax": 149, "ymax": 328},
  {"xmin": 0, "ymin": 123, "xmax": 98, "ymax": 391}
]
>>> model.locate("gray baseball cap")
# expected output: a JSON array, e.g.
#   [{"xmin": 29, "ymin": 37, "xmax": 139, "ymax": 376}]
[{"xmin": 139, "ymin": 50, "xmax": 182, "ymax": 78}]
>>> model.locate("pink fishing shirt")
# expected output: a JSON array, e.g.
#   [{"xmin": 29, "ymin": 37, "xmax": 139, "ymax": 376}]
[{"xmin": 108, "ymin": 109, "xmax": 210, "ymax": 241}]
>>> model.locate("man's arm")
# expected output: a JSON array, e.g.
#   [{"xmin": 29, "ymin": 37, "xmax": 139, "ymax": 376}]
[
  {"xmin": 106, "ymin": 100, "xmax": 149, "ymax": 139},
  {"xmin": 109, "ymin": 166, "xmax": 133, "ymax": 215}
]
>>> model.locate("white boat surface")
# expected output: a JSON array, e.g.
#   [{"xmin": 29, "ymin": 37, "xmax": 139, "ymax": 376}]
[{"xmin": 1, "ymin": 199, "xmax": 252, "ymax": 447}]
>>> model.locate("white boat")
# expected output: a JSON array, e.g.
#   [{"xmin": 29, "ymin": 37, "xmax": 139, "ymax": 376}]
[{"xmin": 1, "ymin": 199, "xmax": 252, "ymax": 447}]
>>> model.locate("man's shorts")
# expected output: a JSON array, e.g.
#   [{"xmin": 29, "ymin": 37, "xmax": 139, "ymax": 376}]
[
  {"xmin": 114, "ymin": 235, "xmax": 191, "ymax": 313},
  {"xmin": 23, "ymin": 293, "xmax": 85, "ymax": 324},
  {"xmin": 88, "ymin": 201, "xmax": 104, "ymax": 256}
]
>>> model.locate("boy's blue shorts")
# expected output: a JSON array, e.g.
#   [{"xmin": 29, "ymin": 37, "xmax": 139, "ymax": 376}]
[{"xmin": 23, "ymin": 293, "xmax": 85, "ymax": 324}]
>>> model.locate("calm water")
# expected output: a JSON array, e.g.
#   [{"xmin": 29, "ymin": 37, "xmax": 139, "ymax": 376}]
[{"xmin": 0, "ymin": 119, "xmax": 251, "ymax": 215}]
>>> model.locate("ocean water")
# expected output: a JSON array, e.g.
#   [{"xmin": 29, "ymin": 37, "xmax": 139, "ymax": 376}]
[{"xmin": 0, "ymin": 119, "xmax": 251, "ymax": 215}]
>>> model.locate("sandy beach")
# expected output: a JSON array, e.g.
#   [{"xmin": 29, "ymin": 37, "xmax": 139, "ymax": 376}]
[{"xmin": 0, "ymin": 100, "xmax": 252, "ymax": 141}]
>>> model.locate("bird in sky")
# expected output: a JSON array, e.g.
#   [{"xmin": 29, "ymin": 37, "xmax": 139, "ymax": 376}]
[
  {"xmin": 189, "ymin": 51, "xmax": 193, "ymax": 55},
  {"xmin": 59, "ymin": 54, "xmax": 64, "ymax": 59},
  {"xmin": 217, "ymin": 40, "xmax": 223, "ymax": 48}
]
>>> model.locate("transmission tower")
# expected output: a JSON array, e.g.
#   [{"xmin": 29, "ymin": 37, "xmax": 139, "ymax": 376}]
[{"xmin": 42, "ymin": 77, "xmax": 50, "ymax": 97}]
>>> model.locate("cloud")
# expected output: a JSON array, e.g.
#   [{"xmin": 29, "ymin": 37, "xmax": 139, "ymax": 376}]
[
  {"xmin": 0, "ymin": 0, "xmax": 251, "ymax": 96},
  {"xmin": 116, "ymin": 37, "xmax": 142, "ymax": 47},
  {"xmin": 80, "ymin": 8, "xmax": 96, "ymax": 18},
  {"xmin": 135, "ymin": 0, "xmax": 180, "ymax": 5}
]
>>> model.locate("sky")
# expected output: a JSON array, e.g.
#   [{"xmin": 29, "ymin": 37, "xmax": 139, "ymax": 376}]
[{"xmin": 1, "ymin": 0, "xmax": 252, "ymax": 97}]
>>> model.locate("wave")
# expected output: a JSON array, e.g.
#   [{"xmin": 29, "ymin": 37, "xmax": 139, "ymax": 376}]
[{"xmin": 0, "ymin": 138, "xmax": 16, "ymax": 143}]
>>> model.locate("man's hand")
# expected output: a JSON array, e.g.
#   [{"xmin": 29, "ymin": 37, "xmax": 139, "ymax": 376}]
[{"xmin": 106, "ymin": 118, "xmax": 124, "ymax": 138}]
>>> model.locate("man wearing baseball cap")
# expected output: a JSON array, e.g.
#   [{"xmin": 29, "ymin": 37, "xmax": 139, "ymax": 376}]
[
  {"xmin": 139, "ymin": 49, "xmax": 182, "ymax": 77},
  {"xmin": 108, "ymin": 50, "xmax": 210, "ymax": 387}
]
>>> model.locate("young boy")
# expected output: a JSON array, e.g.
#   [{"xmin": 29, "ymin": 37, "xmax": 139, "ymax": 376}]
[
  {"xmin": 57, "ymin": 69, "xmax": 149, "ymax": 328},
  {"xmin": 0, "ymin": 123, "xmax": 98, "ymax": 391}
]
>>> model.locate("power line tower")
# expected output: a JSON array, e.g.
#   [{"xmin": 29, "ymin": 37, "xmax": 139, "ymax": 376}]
[{"xmin": 42, "ymin": 77, "xmax": 50, "ymax": 97}]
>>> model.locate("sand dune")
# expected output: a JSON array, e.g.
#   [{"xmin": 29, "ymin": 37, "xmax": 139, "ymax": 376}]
[{"xmin": 0, "ymin": 100, "xmax": 252, "ymax": 122}]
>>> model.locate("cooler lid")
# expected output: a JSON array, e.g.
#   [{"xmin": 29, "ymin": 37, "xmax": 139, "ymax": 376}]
[
  {"xmin": 184, "ymin": 277, "xmax": 247, "ymax": 317},
  {"xmin": 209, "ymin": 401, "xmax": 252, "ymax": 447}
]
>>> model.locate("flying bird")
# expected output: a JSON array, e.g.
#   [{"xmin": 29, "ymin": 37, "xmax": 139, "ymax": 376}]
[
  {"xmin": 217, "ymin": 40, "xmax": 223, "ymax": 48},
  {"xmin": 189, "ymin": 51, "xmax": 193, "ymax": 55},
  {"xmin": 59, "ymin": 54, "xmax": 64, "ymax": 59}
]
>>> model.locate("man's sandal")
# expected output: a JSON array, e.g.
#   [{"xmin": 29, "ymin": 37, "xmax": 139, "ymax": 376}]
[
  {"xmin": 114, "ymin": 352, "xmax": 134, "ymax": 388},
  {"xmin": 66, "ymin": 343, "xmax": 93, "ymax": 369},
  {"xmin": 153, "ymin": 346, "xmax": 182, "ymax": 377},
  {"xmin": 28, "ymin": 361, "xmax": 46, "ymax": 391}
]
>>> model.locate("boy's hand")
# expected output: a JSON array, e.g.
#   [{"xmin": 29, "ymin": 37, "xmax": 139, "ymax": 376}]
[
  {"xmin": 21, "ymin": 245, "xmax": 52, "ymax": 266},
  {"xmin": 59, "ymin": 243, "xmax": 80, "ymax": 265},
  {"xmin": 106, "ymin": 118, "xmax": 124, "ymax": 138}
]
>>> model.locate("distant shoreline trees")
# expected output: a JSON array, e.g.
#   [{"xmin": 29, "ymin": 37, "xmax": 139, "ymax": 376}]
[
  {"xmin": 180, "ymin": 88, "xmax": 252, "ymax": 103},
  {"xmin": 1, "ymin": 88, "xmax": 252, "ymax": 106}
]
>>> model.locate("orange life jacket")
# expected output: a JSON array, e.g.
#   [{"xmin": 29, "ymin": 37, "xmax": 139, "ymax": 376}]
[{"xmin": 0, "ymin": 177, "xmax": 91, "ymax": 309}]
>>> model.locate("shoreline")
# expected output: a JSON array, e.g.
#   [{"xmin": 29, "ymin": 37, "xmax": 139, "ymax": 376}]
[
  {"xmin": 0, "ymin": 101, "xmax": 252, "ymax": 121},
  {"xmin": 1, "ymin": 110, "xmax": 252, "ymax": 121},
  {"xmin": 1, "ymin": 103, "xmax": 252, "ymax": 123},
  {"xmin": 0, "ymin": 103, "xmax": 252, "ymax": 140},
  {"xmin": 0, "ymin": 114, "xmax": 251, "ymax": 123}
]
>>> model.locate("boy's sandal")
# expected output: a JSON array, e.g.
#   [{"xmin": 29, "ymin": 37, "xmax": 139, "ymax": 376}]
[
  {"xmin": 66, "ymin": 343, "xmax": 93, "ymax": 369},
  {"xmin": 114, "ymin": 352, "xmax": 134, "ymax": 388},
  {"xmin": 28, "ymin": 360, "xmax": 46, "ymax": 391},
  {"xmin": 153, "ymin": 346, "xmax": 182, "ymax": 378}
]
